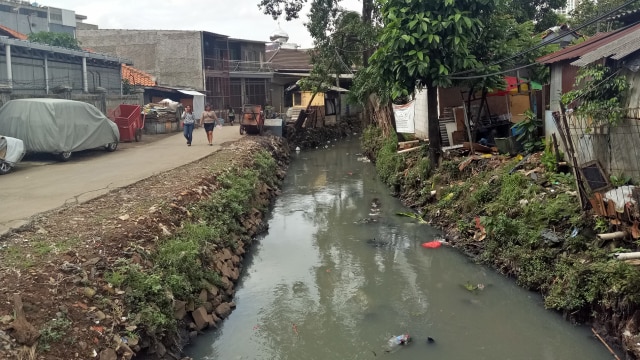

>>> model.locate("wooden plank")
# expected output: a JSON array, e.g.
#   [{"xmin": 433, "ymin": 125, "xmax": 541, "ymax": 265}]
[
  {"xmin": 463, "ymin": 142, "xmax": 492, "ymax": 154},
  {"xmin": 398, "ymin": 140, "xmax": 420, "ymax": 150},
  {"xmin": 397, "ymin": 146, "xmax": 423, "ymax": 154},
  {"xmin": 606, "ymin": 199, "xmax": 617, "ymax": 218}
]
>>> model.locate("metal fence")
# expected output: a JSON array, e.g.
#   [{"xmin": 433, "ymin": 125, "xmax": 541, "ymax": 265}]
[
  {"xmin": 562, "ymin": 108, "xmax": 640, "ymax": 181},
  {"xmin": 552, "ymin": 108, "xmax": 640, "ymax": 218}
]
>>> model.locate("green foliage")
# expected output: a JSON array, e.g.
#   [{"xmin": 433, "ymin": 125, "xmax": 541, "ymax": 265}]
[
  {"xmin": 561, "ymin": 65, "xmax": 629, "ymax": 130},
  {"xmin": 39, "ymin": 317, "xmax": 72, "ymax": 351},
  {"xmin": 508, "ymin": 0, "xmax": 567, "ymax": 33},
  {"xmin": 361, "ymin": 125, "xmax": 384, "ymax": 157},
  {"xmin": 540, "ymin": 140, "xmax": 560, "ymax": 172},
  {"xmin": 372, "ymin": 0, "xmax": 496, "ymax": 99},
  {"xmin": 107, "ymin": 152, "xmax": 277, "ymax": 337},
  {"xmin": 27, "ymin": 32, "xmax": 81, "ymax": 50},
  {"xmin": 471, "ymin": 183, "xmax": 496, "ymax": 205},
  {"xmin": 404, "ymin": 156, "xmax": 432, "ymax": 187},
  {"xmin": 545, "ymin": 256, "xmax": 640, "ymax": 311},
  {"xmin": 570, "ymin": 0, "xmax": 640, "ymax": 36},
  {"xmin": 594, "ymin": 217, "xmax": 609, "ymax": 233},
  {"xmin": 511, "ymin": 110, "xmax": 543, "ymax": 153},
  {"xmin": 610, "ymin": 173, "xmax": 632, "ymax": 187},
  {"xmin": 122, "ymin": 79, "xmax": 133, "ymax": 95},
  {"xmin": 375, "ymin": 133, "xmax": 403, "ymax": 187},
  {"xmin": 511, "ymin": 248, "xmax": 557, "ymax": 289}
]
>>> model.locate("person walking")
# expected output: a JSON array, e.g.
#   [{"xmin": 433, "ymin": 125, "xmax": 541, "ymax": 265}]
[
  {"xmin": 181, "ymin": 105, "xmax": 196, "ymax": 146},
  {"xmin": 228, "ymin": 106, "xmax": 235, "ymax": 125},
  {"xmin": 200, "ymin": 104, "xmax": 218, "ymax": 146}
]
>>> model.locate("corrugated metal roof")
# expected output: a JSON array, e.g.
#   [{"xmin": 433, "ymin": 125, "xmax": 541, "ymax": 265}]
[
  {"xmin": 572, "ymin": 25, "xmax": 640, "ymax": 66},
  {"xmin": 537, "ymin": 22, "xmax": 640, "ymax": 65},
  {"xmin": 269, "ymin": 48, "xmax": 313, "ymax": 71}
]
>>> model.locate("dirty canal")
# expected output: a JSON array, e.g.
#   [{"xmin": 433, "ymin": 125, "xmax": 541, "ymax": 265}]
[{"xmin": 187, "ymin": 139, "xmax": 612, "ymax": 360}]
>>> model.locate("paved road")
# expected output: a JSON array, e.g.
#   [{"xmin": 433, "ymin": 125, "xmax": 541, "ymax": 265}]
[{"xmin": 0, "ymin": 125, "xmax": 243, "ymax": 235}]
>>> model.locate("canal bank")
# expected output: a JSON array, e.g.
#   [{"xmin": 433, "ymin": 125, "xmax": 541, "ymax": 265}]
[
  {"xmin": 186, "ymin": 139, "xmax": 612, "ymax": 360},
  {"xmin": 0, "ymin": 136, "xmax": 290, "ymax": 360},
  {"xmin": 361, "ymin": 125, "xmax": 640, "ymax": 358}
]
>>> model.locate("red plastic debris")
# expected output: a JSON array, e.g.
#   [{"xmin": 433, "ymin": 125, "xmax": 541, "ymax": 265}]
[{"xmin": 421, "ymin": 241, "xmax": 442, "ymax": 249}]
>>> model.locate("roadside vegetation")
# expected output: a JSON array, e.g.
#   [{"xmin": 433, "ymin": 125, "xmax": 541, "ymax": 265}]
[{"xmin": 102, "ymin": 150, "xmax": 279, "ymax": 339}]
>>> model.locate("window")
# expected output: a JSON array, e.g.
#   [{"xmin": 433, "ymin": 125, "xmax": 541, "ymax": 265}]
[{"xmin": 293, "ymin": 93, "xmax": 302, "ymax": 106}]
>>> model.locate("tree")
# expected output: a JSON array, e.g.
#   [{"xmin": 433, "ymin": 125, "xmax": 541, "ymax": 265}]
[
  {"xmin": 570, "ymin": 0, "xmax": 640, "ymax": 36},
  {"xmin": 509, "ymin": 0, "xmax": 567, "ymax": 33},
  {"xmin": 27, "ymin": 32, "xmax": 81, "ymax": 50},
  {"xmin": 370, "ymin": 0, "xmax": 497, "ymax": 165}
]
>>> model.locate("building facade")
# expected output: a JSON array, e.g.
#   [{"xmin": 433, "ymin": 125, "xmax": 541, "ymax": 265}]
[
  {"xmin": 0, "ymin": 0, "xmax": 86, "ymax": 36},
  {"xmin": 77, "ymin": 29, "xmax": 270, "ymax": 113},
  {"xmin": 556, "ymin": 0, "xmax": 580, "ymax": 16}
]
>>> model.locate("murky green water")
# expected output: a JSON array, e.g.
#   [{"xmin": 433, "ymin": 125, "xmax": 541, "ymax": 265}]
[{"xmin": 187, "ymin": 139, "xmax": 612, "ymax": 360}]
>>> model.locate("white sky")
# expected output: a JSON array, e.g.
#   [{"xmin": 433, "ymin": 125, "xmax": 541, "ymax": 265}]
[{"xmin": 43, "ymin": 0, "xmax": 363, "ymax": 48}]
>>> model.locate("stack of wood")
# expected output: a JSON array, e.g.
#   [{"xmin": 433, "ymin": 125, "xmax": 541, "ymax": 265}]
[{"xmin": 146, "ymin": 111, "xmax": 177, "ymax": 122}]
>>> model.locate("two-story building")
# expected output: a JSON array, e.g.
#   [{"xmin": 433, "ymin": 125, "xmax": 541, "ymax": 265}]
[{"xmin": 76, "ymin": 29, "xmax": 271, "ymax": 115}]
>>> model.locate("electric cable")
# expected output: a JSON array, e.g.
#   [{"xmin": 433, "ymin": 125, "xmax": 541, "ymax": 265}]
[{"xmin": 447, "ymin": 0, "xmax": 640, "ymax": 77}]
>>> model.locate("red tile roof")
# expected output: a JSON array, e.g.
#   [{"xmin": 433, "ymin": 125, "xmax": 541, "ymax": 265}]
[
  {"xmin": 0, "ymin": 25, "xmax": 27, "ymax": 40},
  {"xmin": 122, "ymin": 64, "xmax": 156, "ymax": 87},
  {"xmin": 537, "ymin": 22, "xmax": 640, "ymax": 65}
]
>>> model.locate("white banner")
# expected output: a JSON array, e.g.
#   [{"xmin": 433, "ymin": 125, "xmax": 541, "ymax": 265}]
[{"xmin": 392, "ymin": 101, "xmax": 415, "ymax": 134}]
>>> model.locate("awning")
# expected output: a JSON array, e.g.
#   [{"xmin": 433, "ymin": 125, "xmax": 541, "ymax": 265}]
[
  {"xmin": 488, "ymin": 76, "xmax": 540, "ymax": 97},
  {"xmin": 177, "ymin": 90, "xmax": 205, "ymax": 118},
  {"xmin": 178, "ymin": 90, "xmax": 206, "ymax": 96}
]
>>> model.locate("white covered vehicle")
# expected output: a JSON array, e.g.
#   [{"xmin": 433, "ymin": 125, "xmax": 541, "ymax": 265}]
[
  {"xmin": 0, "ymin": 135, "xmax": 26, "ymax": 175},
  {"xmin": 0, "ymin": 99, "xmax": 119, "ymax": 161}
]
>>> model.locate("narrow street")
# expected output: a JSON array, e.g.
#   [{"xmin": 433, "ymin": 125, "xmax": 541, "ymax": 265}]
[{"xmin": 0, "ymin": 126, "xmax": 243, "ymax": 235}]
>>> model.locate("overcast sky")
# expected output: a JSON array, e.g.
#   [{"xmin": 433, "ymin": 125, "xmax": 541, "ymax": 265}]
[{"xmin": 45, "ymin": 0, "xmax": 362, "ymax": 48}]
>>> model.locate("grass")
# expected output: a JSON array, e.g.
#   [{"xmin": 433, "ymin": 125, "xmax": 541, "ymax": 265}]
[
  {"xmin": 102, "ymin": 149, "xmax": 280, "ymax": 338},
  {"xmin": 1, "ymin": 236, "xmax": 82, "ymax": 269},
  {"xmin": 39, "ymin": 317, "xmax": 72, "ymax": 352}
]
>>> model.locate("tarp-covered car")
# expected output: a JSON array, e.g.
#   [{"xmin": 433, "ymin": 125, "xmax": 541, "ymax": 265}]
[
  {"xmin": 0, "ymin": 98, "xmax": 119, "ymax": 161},
  {"xmin": 0, "ymin": 135, "xmax": 26, "ymax": 175}
]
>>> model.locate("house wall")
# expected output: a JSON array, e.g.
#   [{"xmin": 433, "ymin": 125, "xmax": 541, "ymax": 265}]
[
  {"xmin": 77, "ymin": 29, "xmax": 204, "ymax": 90},
  {"xmin": 562, "ymin": 69, "xmax": 640, "ymax": 181},
  {"xmin": 438, "ymin": 85, "xmax": 517, "ymax": 118},
  {"xmin": 301, "ymin": 91, "xmax": 324, "ymax": 107},
  {"xmin": 271, "ymin": 83, "xmax": 285, "ymax": 113},
  {"xmin": 0, "ymin": 11, "xmax": 48, "ymax": 34},
  {"xmin": 414, "ymin": 88, "xmax": 428, "ymax": 139}
]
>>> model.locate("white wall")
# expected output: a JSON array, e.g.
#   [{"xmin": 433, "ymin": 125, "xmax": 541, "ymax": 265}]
[
  {"xmin": 546, "ymin": 64, "xmax": 563, "ymax": 139},
  {"xmin": 414, "ymin": 88, "xmax": 428, "ymax": 139}
]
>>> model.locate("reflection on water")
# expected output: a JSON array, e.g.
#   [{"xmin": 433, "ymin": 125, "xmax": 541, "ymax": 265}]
[{"xmin": 187, "ymin": 139, "xmax": 611, "ymax": 360}]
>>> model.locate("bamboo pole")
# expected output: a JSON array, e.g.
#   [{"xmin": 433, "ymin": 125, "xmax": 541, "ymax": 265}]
[
  {"xmin": 597, "ymin": 231, "xmax": 627, "ymax": 241},
  {"xmin": 558, "ymin": 104, "xmax": 586, "ymax": 210},
  {"xmin": 614, "ymin": 251, "xmax": 640, "ymax": 260},
  {"xmin": 462, "ymin": 102, "xmax": 474, "ymax": 155},
  {"xmin": 591, "ymin": 328, "xmax": 621, "ymax": 360}
]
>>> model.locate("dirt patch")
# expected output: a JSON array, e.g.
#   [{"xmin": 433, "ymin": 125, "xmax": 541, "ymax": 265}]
[{"xmin": 0, "ymin": 136, "xmax": 289, "ymax": 359}]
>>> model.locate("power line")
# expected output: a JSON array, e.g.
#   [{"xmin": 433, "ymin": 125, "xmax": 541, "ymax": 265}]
[
  {"xmin": 448, "ymin": 62, "xmax": 539, "ymax": 80},
  {"xmin": 448, "ymin": 0, "xmax": 640, "ymax": 77}
]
